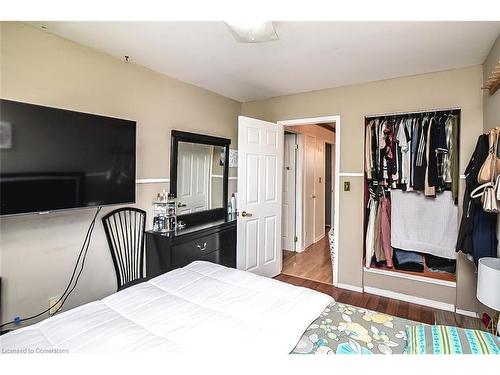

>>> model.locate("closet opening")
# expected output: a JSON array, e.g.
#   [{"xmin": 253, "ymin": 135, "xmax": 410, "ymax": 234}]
[
  {"xmin": 279, "ymin": 120, "xmax": 336, "ymax": 285},
  {"xmin": 363, "ymin": 108, "xmax": 461, "ymax": 284}
]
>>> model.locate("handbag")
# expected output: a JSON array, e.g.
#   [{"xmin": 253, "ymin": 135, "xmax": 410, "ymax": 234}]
[
  {"xmin": 496, "ymin": 174, "xmax": 500, "ymax": 201},
  {"xmin": 478, "ymin": 129, "xmax": 500, "ymax": 184},
  {"xmin": 483, "ymin": 184, "xmax": 499, "ymax": 213},
  {"xmin": 471, "ymin": 181, "xmax": 499, "ymax": 213}
]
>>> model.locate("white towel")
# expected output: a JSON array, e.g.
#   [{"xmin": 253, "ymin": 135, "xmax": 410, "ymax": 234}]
[{"xmin": 391, "ymin": 190, "xmax": 457, "ymax": 259}]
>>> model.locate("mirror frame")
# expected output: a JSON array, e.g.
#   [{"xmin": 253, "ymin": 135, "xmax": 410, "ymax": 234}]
[{"xmin": 170, "ymin": 130, "xmax": 231, "ymax": 223}]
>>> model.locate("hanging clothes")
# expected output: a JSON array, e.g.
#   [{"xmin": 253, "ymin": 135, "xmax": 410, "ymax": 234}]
[
  {"xmin": 456, "ymin": 130, "xmax": 498, "ymax": 265},
  {"xmin": 424, "ymin": 115, "xmax": 437, "ymax": 197},
  {"xmin": 412, "ymin": 116, "xmax": 429, "ymax": 191},
  {"xmin": 391, "ymin": 189, "xmax": 458, "ymax": 259},
  {"xmin": 365, "ymin": 120, "xmax": 374, "ymax": 179},
  {"xmin": 364, "ymin": 110, "xmax": 459, "ymax": 194},
  {"xmin": 449, "ymin": 115, "xmax": 459, "ymax": 200},
  {"xmin": 365, "ymin": 197, "xmax": 378, "ymax": 268},
  {"xmin": 379, "ymin": 196, "xmax": 393, "ymax": 267},
  {"xmin": 373, "ymin": 198, "xmax": 385, "ymax": 263},
  {"xmin": 456, "ymin": 134, "xmax": 489, "ymax": 256},
  {"xmin": 364, "ymin": 109, "xmax": 461, "ymax": 273},
  {"xmin": 472, "ymin": 209, "xmax": 498, "ymax": 264},
  {"xmin": 396, "ymin": 118, "xmax": 412, "ymax": 189}
]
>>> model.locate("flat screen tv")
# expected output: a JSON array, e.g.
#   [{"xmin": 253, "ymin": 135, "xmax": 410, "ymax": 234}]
[{"xmin": 0, "ymin": 99, "xmax": 136, "ymax": 216}]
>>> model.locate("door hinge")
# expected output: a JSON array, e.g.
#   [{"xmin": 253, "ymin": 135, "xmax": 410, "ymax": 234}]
[
  {"xmin": 294, "ymin": 236, "xmax": 298, "ymax": 242},
  {"xmin": 295, "ymin": 144, "xmax": 299, "ymax": 150}
]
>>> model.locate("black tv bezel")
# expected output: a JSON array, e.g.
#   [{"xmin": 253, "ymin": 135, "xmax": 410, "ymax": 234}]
[{"xmin": 0, "ymin": 99, "xmax": 137, "ymax": 217}]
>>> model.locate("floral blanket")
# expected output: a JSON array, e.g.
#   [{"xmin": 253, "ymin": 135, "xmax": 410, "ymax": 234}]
[{"xmin": 292, "ymin": 301, "xmax": 410, "ymax": 354}]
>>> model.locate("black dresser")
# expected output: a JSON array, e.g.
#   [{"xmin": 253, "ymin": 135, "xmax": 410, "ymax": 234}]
[{"xmin": 146, "ymin": 214, "xmax": 237, "ymax": 278}]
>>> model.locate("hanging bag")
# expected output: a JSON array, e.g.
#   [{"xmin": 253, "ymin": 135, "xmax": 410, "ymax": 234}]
[
  {"xmin": 471, "ymin": 181, "xmax": 499, "ymax": 213},
  {"xmin": 478, "ymin": 129, "xmax": 500, "ymax": 184},
  {"xmin": 496, "ymin": 174, "xmax": 500, "ymax": 201},
  {"xmin": 483, "ymin": 184, "xmax": 499, "ymax": 213},
  {"xmin": 472, "ymin": 131, "xmax": 500, "ymax": 213}
]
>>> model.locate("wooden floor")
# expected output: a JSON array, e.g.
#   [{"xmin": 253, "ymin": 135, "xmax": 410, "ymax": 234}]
[
  {"xmin": 275, "ymin": 273, "xmax": 485, "ymax": 331},
  {"xmin": 282, "ymin": 234, "xmax": 333, "ymax": 284}
]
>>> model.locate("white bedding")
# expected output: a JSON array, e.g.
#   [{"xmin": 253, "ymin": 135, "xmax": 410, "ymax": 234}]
[{"xmin": 1, "ymin": 261, "xmax": 332, "ymax": 354}]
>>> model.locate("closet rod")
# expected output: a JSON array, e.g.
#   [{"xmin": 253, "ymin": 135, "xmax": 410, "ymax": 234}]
[{"xmin": 365, "ymin": 106, "xmax": 461, "ymax": 119}]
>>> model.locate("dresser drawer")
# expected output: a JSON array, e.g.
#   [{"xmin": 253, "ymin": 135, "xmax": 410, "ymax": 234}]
[
  {"xmin": 146, "ymin": 220, "xmax": 236, "ymax": 277},
  {"xmin": 171, "ymin": 230, "xmax": 229, "ymax": 268}
]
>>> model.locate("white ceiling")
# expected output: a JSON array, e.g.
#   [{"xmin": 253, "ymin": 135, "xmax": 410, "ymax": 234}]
[{"xmin": 29, "ymin": 21, "xmax": 500, "ymax": 102}]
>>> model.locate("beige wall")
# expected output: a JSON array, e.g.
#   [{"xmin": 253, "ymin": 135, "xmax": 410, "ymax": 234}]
[
  {"xmin": 242, "ymin": 66, "xmax": 484, "ymax": 312},
  {"xmin": 0, "ymin": 22, "xmax": 241, "ymax": 325},
  {"xmin": 483, "ymin": 34, "xmax": 500, "ymax": 132}
]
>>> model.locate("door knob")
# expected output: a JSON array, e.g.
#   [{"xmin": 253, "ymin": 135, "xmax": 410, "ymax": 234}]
[
  {"xmin": 241, "ymin": 211, "xmax": 252, "ymax": 217},
  {"xmin": 312, "ymin": 194, "xmax": 316, "ymax": 199},
  {"xmin": 177, "ymin": 202, "xmax": 187, "ymax": 208}
]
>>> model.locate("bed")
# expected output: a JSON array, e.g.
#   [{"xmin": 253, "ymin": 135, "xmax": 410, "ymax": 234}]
[{"xmin": 1, "ymin": 261, "xmax": 499, "ymax": 354}]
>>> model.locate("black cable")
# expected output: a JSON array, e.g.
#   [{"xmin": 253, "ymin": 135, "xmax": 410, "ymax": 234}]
[
  {"xmin": 0, "ymin": 207, "xmax": 102, "ymax": 330},
  {"xmin": 53, "ymin": 211, "xmax": 99, "ymax": 315}
]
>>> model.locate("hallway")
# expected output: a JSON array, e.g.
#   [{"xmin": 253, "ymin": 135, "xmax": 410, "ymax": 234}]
[{"xmin": 282, "ymin": 235, "xmax": 333, "ymax": 284}]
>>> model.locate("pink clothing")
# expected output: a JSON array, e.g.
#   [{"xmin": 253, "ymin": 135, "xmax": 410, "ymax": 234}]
[{"xmin": 379, "ymin": 197, "xmax": 393, "ymax": 267}]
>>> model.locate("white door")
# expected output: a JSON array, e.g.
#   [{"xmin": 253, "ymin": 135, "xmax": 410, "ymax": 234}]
[
  {"xmin": 304, "ymin": 135, "xmax": 316, "ymax": 248},
  {"xmin": 177, "ymin": 142, "xmax": 211, "ymax": 214},
  {"xmin": 282, "ymin": 134, "xmax": 296, "ymax": 251},
  {"xmin": 314, "ymin": 141, "xmax": 325, "ymax": 242},
  {"xmin": 237, "ymin": 116, "xmax": 284, "ymax": 277}
]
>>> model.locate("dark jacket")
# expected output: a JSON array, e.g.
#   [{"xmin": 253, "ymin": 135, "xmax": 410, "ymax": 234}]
[{"xmin": 456, "ymin": 134, "xmax": 489, "ymax": 255}]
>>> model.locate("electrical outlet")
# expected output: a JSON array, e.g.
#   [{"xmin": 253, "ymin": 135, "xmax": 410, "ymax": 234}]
[
  {"xmin": 344, "ymin": 181, "xmax": 351, "ymax": 191},
  {"xmin": 49, "ymin": 296, "xmax": 62, "ymax": 315}
]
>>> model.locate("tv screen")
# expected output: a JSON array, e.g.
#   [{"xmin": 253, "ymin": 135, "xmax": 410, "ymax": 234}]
[{"xmin": 0, "ymin": 99, "xmax": 136, "ymax": 216}]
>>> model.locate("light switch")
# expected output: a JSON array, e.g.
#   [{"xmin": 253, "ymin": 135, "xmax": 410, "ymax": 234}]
[{"xmin": 344, "ymin": 181, "xmax": 351, "ymax": 191}]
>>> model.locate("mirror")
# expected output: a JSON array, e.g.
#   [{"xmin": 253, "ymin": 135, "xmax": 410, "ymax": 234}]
[
  {"xmin": 176, "ymin": 142, "xmax": 225, "ymax": 214},
  {"xmin": 170, "ymin": 131, "xmax": 231, "ymax": 218}
]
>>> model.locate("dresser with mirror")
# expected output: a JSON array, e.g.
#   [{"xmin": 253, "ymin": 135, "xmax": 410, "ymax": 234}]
[{"xmin": 145, "ymin": 130, "xmax": 237, "ymax": 277}]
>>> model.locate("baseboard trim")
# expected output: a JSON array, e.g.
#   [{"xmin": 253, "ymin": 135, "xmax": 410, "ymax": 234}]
[
  {"xmin": 363, "ymin": 286, "xmax": 455, "ymax": 312},
  {"xmin": 337, "ymin": 283, "xmax": 363, "ymax": 293},
  {"xmin": 455, "ymin": 309, "xmax": 479, "ymax": 318},
  {"xmin": 314, "ymin": 233, "xmax": 325, "ymax": 243}
]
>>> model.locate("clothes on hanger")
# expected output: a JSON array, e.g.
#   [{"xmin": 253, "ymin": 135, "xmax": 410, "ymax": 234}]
[
  {"xmin": 456, "ymin": 133, "xmax": 494, "ymax": 259},
  {"xmin": 364, "ymin": 109, "xmax": 460, "ymax": 273},
  {"xmin": 365, "ymin": 110, "xmax": 459, "ymax": 196},
  {"xmin": 365, "ymin": 196, "xmax": 378, "ymax": 268},
  {"xmin": 391, "ymin": 189, "xmax": 458, "ymax": 259},
  {"xmin": 379, "ymin": 195, "xmax": 393, "ymax": 267},
  {"xmin": 456, "ymin": 129, "xmax": 499, "ymax": 264}
]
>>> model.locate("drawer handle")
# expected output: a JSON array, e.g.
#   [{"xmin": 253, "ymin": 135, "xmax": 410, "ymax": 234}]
[{"xmin": 197, "ymin": 242, "xmax": 207, "ymax": 251}]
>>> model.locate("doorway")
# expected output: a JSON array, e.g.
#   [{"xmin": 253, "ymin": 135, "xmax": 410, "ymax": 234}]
[
  {"xmin": 325, "ymin": 143, "xmax": 333, "ymax": 228},
  {"xmin": 279, "ymin": 120, "xmax": 336, "ymax": 284}
]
